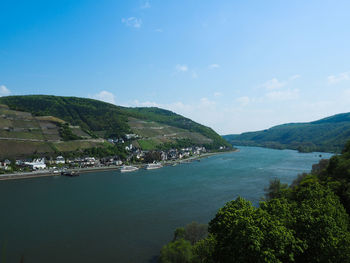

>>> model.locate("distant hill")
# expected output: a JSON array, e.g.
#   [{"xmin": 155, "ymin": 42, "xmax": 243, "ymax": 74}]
[
  {"xmin": 223, "ymin": 113, "xmax": 350, "ymax": 153},
  {"xmin": 0, "ymin": 95, "xmax": 230, "ymax": 157}
]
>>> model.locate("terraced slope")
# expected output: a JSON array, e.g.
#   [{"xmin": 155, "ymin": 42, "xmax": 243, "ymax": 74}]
[
  {"xmin": 0, "ymin": 95, "xmax": 231, "ymax": 150},
  {"xmin": 0, "ymin": 105, "xmax": 107, "ymax": 158}
]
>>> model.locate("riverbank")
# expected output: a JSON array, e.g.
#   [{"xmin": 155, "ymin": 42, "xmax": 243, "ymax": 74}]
[{"xmin": 0, "ymin": 149, "xmax": 238, "ymax": 181}]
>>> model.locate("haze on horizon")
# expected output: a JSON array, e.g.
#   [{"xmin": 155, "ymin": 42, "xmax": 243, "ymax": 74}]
[{"xmin": 1, "ymin": 0, "xmax": 350, "ymax": 134}]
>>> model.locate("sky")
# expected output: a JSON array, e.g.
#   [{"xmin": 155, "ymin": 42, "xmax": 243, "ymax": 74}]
[{"xmin": 1, "ymin": 0, "xmax": 350, "ymax": 134}]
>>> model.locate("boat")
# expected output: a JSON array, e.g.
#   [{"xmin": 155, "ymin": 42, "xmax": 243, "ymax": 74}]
[
  {"xmin": 120, "ymin": 165, "xmax": 139, "ymax": 173},
  {"xmin": 145, "ymin": 163, "xmax": 162, "ymax": 170}
]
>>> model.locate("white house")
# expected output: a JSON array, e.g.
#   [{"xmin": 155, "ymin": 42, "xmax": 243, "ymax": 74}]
[
  {"xmin": 84, "ymin": 157, "xmax": 96, "ymax": 166},
  {"xmin": 25, "ymin": 158, "xmax": 46, "ymax": 170},
  {"xmin": 55, "ymin": 156, "xmax": 65, "ymax": 164},
  {"xmin": 115, "ymin": 160, "xmax": 123, "ymax": 166}
]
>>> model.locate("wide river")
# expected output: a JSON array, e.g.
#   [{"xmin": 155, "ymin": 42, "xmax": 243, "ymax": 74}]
[{"xmin": 0, "ymin": 146, "xmax": 333, "ymax": 263}]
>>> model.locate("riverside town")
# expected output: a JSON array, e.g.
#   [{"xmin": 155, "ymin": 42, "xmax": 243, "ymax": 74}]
[{"xmin": 0, "ymin": 143, "xmax": 222, "ymax": 179}]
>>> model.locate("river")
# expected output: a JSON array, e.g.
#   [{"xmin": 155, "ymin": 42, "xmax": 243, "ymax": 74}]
[{"xmin": 0, "ymin": 146, "xmax": 333, "ymax": 263}]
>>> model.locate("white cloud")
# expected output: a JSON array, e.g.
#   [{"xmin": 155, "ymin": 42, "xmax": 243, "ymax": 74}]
[
  {"xmin": 261, "ymin": 78, "xmax": 286, "ymax": 90},
  {"xmin": 265, "ymin": 89, "xmax": 299, "ymax": 101},
  {"xmin": 236, "ymin": 96, "xmax": 250, "ymax": 106},
  {"xmin": 200, "ymin": 97, "xmax": 216, "ymax": 107},
  {"xmin": 289, "ymin": 74, "xmax": 301, "ymax": 81},
  {"xmin": 92, "ymin": 91, "xmax": 116, "ymax": 104},
  {"xmin": 327, "ymin": 71, "xmax": 350, "ymax": 84},
  {"xmin": 175, "ymin": 64, "xmax": 188, "ymax": 72},
  {"xmin": 122, "ymin": 17, "xmax": 142, "ymax": 28},
  {"xmin": 132, "ymin": 100, "xmax": 160, "ymax": 107},
  {"xmin": 208, "ymin": 64, "xmax": 220, "ymax": 69},
  {"xmin": 259, "ymin": 75, "xmax": 300, "ymax": 102},
  {"xmin": 0, "ymin": 85, "xmax": 10, "ymax": 96},
  {"xmin": 140, "ymin": 1, "xmax": 151, "ymax": 9}
]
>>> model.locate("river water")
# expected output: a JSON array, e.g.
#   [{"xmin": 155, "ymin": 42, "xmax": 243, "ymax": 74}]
[{"xmin": 0, "ymin": 146, "xmax": 333, "ymax": 263}]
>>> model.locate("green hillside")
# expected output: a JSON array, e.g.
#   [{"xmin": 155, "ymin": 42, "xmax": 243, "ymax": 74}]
[
  {"xmin": 0, "ymin": 95, "xmax": 231, "ymax": 151},
  {"xmin": 223, "ymin": 113, "xmax": 350, "ymax": 153},
  {"xmin": 0, "ymin": 104, "xmax": 109, "ymax": 158}
]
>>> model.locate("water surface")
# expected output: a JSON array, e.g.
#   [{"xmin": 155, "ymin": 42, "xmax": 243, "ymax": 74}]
[{"xmin": 0, "ymin": 147, "xmax": 332, "ymax": 263}]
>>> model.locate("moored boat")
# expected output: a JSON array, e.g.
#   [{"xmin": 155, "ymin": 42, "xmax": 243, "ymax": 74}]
[
  {"xmin": 120, "ymin": 165, "xmax": 139, "ymax": 173},
  {"xmin": 145, "ymin": 163, "xmax": 162, "ymax": 170}
]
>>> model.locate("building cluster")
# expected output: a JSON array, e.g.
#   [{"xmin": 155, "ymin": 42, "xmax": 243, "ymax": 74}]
[
  {"xmin": 1, "ymin": 155, "xmax": 124, "ymax": 172},
  {"xmin": 0, "ymin": 146, "xmax": 207, "ymax": 173},
  {"xmin": 131, "ymin": 146, "xmax": 207, "ymax": 161}
]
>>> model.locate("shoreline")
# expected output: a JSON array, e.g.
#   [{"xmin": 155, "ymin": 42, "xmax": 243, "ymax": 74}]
[{"xmin": 0, "ymin": 149, "xmax": 239, "ymax": 181}]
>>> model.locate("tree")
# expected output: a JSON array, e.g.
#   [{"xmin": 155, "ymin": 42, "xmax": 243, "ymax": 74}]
[
  {"xmin": 184, "ymin": 222, "xmax": 208, "ymax": 245},
  {"xmin": 209, "ymin": 197, "xmax": 302, "ymax": 263},
  {"xmin": 264, "ymin": 178, "xmax": 289, "ymax": 200},
  {"xmin": 192, "ymin": 234, "xmax": 216, "ymax": 263},
  {"xmin": 160, "ymin": 239, "xmax": 193, "ymax": 263},
  {"xmin": 291, "ymin": 183, "xmax": 350, "ymax": 262}
]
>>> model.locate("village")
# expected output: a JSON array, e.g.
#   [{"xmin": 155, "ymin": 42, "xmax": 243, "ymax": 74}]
[{"xmin": 0, "ymin": 144, "xmax": 211, "ymax": 175}]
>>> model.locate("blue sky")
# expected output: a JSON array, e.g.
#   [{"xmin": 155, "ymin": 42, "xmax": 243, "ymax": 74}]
[{"xmin": 1, "ymin": 0, "xmax": 350, "ymax": 134}]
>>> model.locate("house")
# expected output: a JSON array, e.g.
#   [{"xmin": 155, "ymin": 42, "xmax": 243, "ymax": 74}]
[
  {"xmin": 115, "ymin": 160, "xmax": 123, "ymax": 166},
  {"xmin": 125, "ymin": 144, "xmax": 133, "ymax": 151},
  {"xmin": 25, "ymin": 158, "xmax": 46, "ymax": 170},
  {"xmin": 0, "ymin": 160, "xmax": 10, "ymax": 170},
  {"xmin": 84, "ymin": 157, "xmax": 97, "ymax": 166},
  {"xmin": 55, "ymin": 156, "xmax": 65, "ymax": 164},
  {"xmin": 15, "ymin": 160, "xmax": 24, "ymax": 166},
  {"xmin": 125, "ymin": 134, "xmax": 138, "ymax": 140},
  {"xmin": 161, "ymin": 151, "xmax": 168, "ymax": 161}
]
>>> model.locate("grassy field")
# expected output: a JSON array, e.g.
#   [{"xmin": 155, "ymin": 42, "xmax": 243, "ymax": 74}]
[
  {"xmin": 54, "ymin": 140, "xmax": 106, "ymax": 152},
  {"xmin": 137, "ymin": 139, "xmax": 161, "ymax": 150}
]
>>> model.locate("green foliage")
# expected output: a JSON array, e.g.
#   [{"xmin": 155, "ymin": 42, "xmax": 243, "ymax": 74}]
[
  {"xmin": 183, "ymin": 222, "xmax": 208, "ymax": 246},
  {"xmin": 207, "ymin": 182, "xmax": 350, "ymax": 263},
  {"xmin": 192, "ymin": 235, "xmax": 216, "ymax": 263},
  {"xmin": 161, "ymin": 222, "xmax": 209, "ymax": 263},
  {"xmin": 144, "ymin": 151, "xmax": 162, "ymax": 163},
  {"xmin": 137, "ymin": 139, "xmax": 159, "ymax": 150},
  {"xmin": 157, "ymin": 139, "xmax": 198, "ymax": 150},
  {"xmin": 58, "ymin": 144, "xmax": 127, "ymax": 160},
  {"xmin": 209, "ymin": 197, "xmax": 303, "ymax": 263},
  {"xmin": 264, "ymin": 178, "xmax": 289, "ymax": 200},
  {"xmin": 81, "ymin": 145, "xmax": 127, "ymax": 159},
  {"xmin": 224, "ymin": 112, "xmax": 350, "ymax": 153},
  {"xmin": 160, "ymin": 239, "xmax": 193, "ymax": 263},
  {"xmin": 290, "ymin": 183, "xmax": 350, "ymax": 262}
]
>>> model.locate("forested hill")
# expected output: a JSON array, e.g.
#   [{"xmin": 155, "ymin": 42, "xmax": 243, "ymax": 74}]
[
  {"xmin": 223, "ymin": 113, "xmax": 350, "ymax": 153},
  {"xmin": 0, "ymin": 95, "xmax": 231, "ymax": 149}
]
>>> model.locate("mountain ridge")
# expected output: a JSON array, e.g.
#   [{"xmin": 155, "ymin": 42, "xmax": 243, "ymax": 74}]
[{"xmin": 223, "ymin": 112, "xmax": 350, "ymax": 153}]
